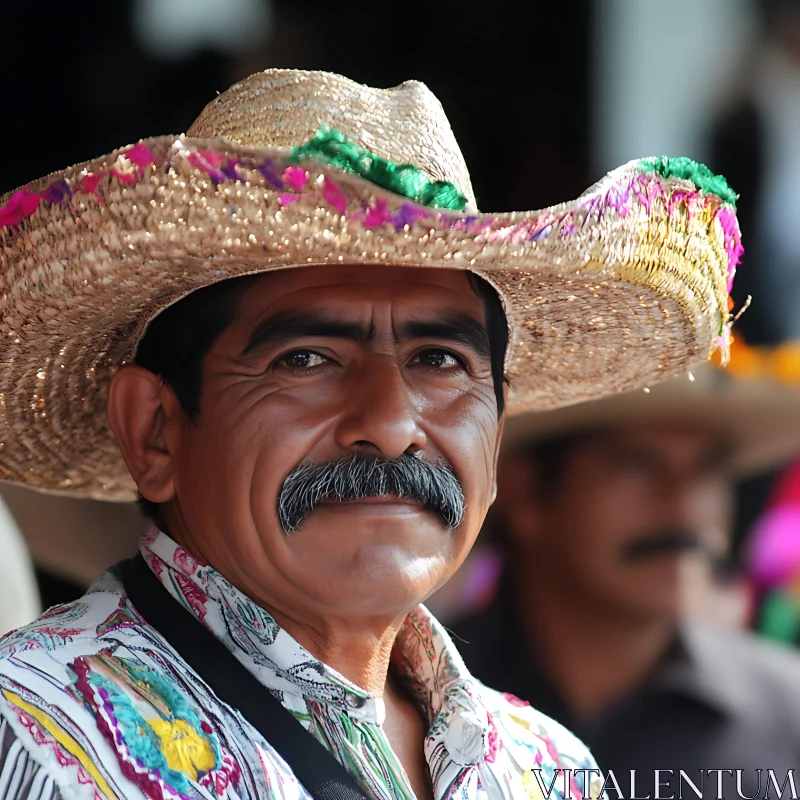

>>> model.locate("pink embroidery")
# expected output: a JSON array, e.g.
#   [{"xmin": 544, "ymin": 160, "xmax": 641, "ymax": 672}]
[
  {"xmin": 147, "ymin": 553, "xmax": 165, "ymax": 580},
  {"xmin": 485, "ymin": 713, "xmax": 501, "ymax": 763},
  {"xmin": 667, "ymin": 189, "xmax": 689, "ymax": 216},
  {"xmin": 282, "ymin": 166, "xmax": 308, "ymax": 191},
  {"xmin": 502, "ymin": 691, "xmax": 530, "ymax": 708},
  {"xmin": 76, "ymin": 173, "xmax": 103, "ymax": 199},
  {"xmin": 200, "ymin": 751, "xmax": 241, "ymax": 794},
  {"xmin": 110, "ymin": 169, "xmax": 137, "ymax": 185},
  {"xmin": 187, "ymin": 150, "xmax": 226, "ymax": 182},
  {"xmin": 0, "ymin": 190, "xmax": 42, "ymax": 227},
  {"xmin": 188, "ymin": 150, "xmax": 224, "ymax": 169},
  {"xmin": 716, "ymin": 206, "xmax": 744, "ymax": 291},
  {"xmin": 322, "ymin": 177, "xmax": 347, "ymax": 215},
  {"xmin": 605, "ymin": 180, "xmax": 634, "ymax": 218},
  {"xmin": 126, "ymin": 144, "xmax": 155, "ymax": 167},
  {"xmin": 173, "ymin": 546, "xmax": 204, "ymax": 577},
  {"xmin": 364, "ymin": 198, "xmax": 393, "ymax": 228},
  {"xmin": 175, "ymin": 572, "xmax": 208, "ymax": 621}
]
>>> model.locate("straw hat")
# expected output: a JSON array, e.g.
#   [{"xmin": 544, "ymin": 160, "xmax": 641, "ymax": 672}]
[
  {"xmin": 0, "ymin": 69, "xmax": 741, "ymax": 501},
  {"xmin": 500, "ymin": 340, "xmax": 800, "ymax": 476}
]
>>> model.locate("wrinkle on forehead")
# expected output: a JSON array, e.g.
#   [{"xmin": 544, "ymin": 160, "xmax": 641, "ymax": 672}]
[{"xmin": 234, "ymin": 265, "xmax": 486, "ymax": 335}]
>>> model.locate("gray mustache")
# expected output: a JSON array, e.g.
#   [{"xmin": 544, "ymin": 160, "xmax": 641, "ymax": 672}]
[{"xmin": 277, "ymin": 453, "xmax": 466, "ymax": 534}]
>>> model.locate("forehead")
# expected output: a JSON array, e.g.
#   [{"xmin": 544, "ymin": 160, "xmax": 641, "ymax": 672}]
[{"xmin": 235, "ymin": 265, "xmax": 485, "ymax": 320}]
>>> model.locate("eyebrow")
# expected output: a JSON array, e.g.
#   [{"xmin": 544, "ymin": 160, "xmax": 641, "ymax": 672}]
[
  {"xmin": 240, "ymin": 310, "xmax": 490, "ymax": 360},
  {"xmin": 401, "ymin": 315, "xmax": 491, "ymax": 361}
]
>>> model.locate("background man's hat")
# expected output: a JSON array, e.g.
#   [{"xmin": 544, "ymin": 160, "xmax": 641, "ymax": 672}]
[
  {"xmin": 0, "ymin": 69, "xmax": 740, "ymax": 500},
  {"xmin": 500, "ymin": 339, "xmax": 800, "ymax": 476}
]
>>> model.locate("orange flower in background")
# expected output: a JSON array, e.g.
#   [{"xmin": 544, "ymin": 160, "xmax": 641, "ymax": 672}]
[
  {"xmin": 714, "ymin": 337, "xmax": 800, "ymax": 384},
  {"xmin": 770, "ymin": 343, "xmax": 800, "ymax": 383},
  {"xmin": 717, "ymin": 337, "xmax": 761, "ymax": 377}
]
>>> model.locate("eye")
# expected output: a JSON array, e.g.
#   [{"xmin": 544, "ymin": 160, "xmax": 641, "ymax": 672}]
[
  {"xmin": 412, "ymin": 349, "xmax": 465, "ymax": 369},
  {"xmin": 275, "ymin": 350, "xmax": 330, "ymax": 369}
]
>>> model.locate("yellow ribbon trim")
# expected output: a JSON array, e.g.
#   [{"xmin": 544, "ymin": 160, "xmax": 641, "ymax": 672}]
[{"xmin": 2, "ymin": 689, "xmax": 120, "ymax": 800}]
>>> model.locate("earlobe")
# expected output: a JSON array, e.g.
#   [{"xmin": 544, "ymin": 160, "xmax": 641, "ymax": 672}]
[{"xmin": 107, "ymin": 366, "xmax": 176, "ymax": 504}]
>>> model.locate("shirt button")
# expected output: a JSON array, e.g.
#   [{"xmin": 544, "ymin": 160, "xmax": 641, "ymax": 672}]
[{"xmin": 345, "ymin": 692, "xmax": 367, "ymax": 710}]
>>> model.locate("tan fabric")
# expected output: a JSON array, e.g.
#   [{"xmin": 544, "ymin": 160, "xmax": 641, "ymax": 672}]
[
  {"xmin": 0, "ymin": 485, "xmax": 145, "ymax": 586},
  {"xmin": 500, "ymin": 363, "xmax": 800, "ymax": 476},
  {"xmin": 0, "ymin": 497, "xmax": 39, "ymax": 635}
]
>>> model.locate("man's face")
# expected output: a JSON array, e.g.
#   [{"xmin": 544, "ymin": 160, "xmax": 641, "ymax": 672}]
[
  {"xmin": 504, "ymin": 425, "xmax": 733, "ymax": 622},
  {"xmin": 141, "ymin": 266, "xmax": 503, "ymax": 619}
]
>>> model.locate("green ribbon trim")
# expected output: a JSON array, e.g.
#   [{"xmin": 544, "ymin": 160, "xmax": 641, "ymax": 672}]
[
  {"xmin": 638, "ymin": 156, "xmax": 738, "ymax": 210},
  {"xmin": 290, "ymin": 127, "xmax": 468, "ymax": 211}
]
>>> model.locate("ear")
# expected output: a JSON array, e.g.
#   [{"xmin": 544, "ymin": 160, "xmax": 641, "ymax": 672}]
[{"xmin": 107, "ymin": 365, "xmax": 178, "ymax": 504}]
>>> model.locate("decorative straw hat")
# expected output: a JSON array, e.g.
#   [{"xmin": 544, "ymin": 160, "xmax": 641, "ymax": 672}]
[
  {"xmin": 500, "ymin": 339, "xmax": 800, "ymax": 477},
  {"xmin": 0, "ymin": 69, "xmax": 741, "ymax": 501}
]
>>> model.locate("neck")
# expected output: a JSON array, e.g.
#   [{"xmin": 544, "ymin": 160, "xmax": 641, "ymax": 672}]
[
  {"xmin": 263, "ymin": 606, "xmax": 405, "ymax": 696},
  {"xmin": 516, "ymin": 568, "xmax": 674, "ymax": 722},
  {"xmin": 159, "ymin": 514, "xmax": 410, "ymax": 697}
]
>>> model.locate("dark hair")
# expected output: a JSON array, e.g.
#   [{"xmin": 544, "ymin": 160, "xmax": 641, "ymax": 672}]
[{"xmin": 133, "ymin": 271, "xmax": 509, "ymax": 525}]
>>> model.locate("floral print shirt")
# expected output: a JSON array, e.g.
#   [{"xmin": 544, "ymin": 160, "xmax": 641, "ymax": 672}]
[{"xmin": 0, "ymin": 530, "xmax": 602, "ymax": 799}]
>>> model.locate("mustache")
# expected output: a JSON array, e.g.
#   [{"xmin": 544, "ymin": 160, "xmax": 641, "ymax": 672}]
[
  {"xmin": 277, "ymin": 453, "xmax": 466, "ymax": 534},
  {"xmin": 622, "ymin": 530, "xmax": 705, "ymax": 562}
]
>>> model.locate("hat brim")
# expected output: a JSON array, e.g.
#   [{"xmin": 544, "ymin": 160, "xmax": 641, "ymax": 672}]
[
  {"xmin": 501, "ymin": 370, "xmax": 800, "ymax": 477},
  {"xmin": 0, "ymin": 137, "xmax": 734, "ymax": 499}
]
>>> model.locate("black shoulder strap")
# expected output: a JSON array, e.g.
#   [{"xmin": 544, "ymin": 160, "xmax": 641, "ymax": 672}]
[{"xmin": 122, "ymin": 555, "xmax": 372, "ymax": 800}]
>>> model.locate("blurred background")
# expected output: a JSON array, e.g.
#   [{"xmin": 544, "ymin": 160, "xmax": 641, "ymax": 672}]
[{"xmin": 3, "ymin": 0, "xmax": 800, "ymax": 651}]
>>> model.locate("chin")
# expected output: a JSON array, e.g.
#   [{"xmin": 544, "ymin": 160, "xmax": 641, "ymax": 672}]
[{"xmin": 316, "ymin": 548, "xmax": 450, "ymax": 617}]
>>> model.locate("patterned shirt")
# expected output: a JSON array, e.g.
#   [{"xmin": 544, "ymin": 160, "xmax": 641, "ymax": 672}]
[{"xmin": 0, "ymin": 529, "xmax": 602, "ymax": 799}]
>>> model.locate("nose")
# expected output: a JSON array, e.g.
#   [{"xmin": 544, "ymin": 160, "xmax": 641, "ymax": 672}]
[
  {"xmin": 333, "ymin": 357, "xmax": 427, "ymax": 459},
  {"xmin": 660, "ymin": 475, "xmax": 714, "ymax": 533}
]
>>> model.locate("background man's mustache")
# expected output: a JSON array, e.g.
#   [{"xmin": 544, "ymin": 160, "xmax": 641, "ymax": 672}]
[
  {"xmin": 277, "ymin": 453, "xmax": 466, "ymax": 534},
  {"xmin": 622, "ymin": 530, "xmax": 705, "ymax": 562}
]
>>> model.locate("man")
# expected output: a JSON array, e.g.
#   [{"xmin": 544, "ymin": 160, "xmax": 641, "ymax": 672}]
[
  {"xmin": 454, "ymin": 353, "xmax": 800, "ymax": 800},
  {"xmin": 0, "ymin": 68, "xmax": 739, "ymax": 799}
]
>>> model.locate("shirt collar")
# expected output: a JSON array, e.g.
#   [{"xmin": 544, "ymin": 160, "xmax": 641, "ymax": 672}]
[{"xmin": 141, "ymin": 528, "xmax": 481, "ymax": 730}]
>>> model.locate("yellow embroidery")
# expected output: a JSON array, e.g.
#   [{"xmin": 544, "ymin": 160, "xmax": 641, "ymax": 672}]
[
  {"xmin": 508, "ymin": 711, "xmax": 532, "ymax": 730},
  {"xmin": 522, "ymin": 770, "xmax": 546, "ymax": 800},
  {"xmin": 2, "ymin": 689, "xmax": 120, "ymax": 800},
  {"xmin": 590, "ymin": 776, "xmax": 606, "ymax": 800},
  {"xmin": 148, "ymin": 717, "xmax": 215, "ymax": 781}
]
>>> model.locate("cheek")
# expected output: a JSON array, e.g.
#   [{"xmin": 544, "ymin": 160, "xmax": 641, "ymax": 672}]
[
  {"xmin": 548, "ymin": 482, "xmax": 638, "ymax": 568},
  {"xmin": 177, "ymin": 387, "xmax": 328, "ymax": 528},
  {"xmin": 244, "ymin": 397, "xmax": 339, "ymax": 528},
  {"xmin": 430, "ymin": 396, "xmax": 500, "ymax": 523}
]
